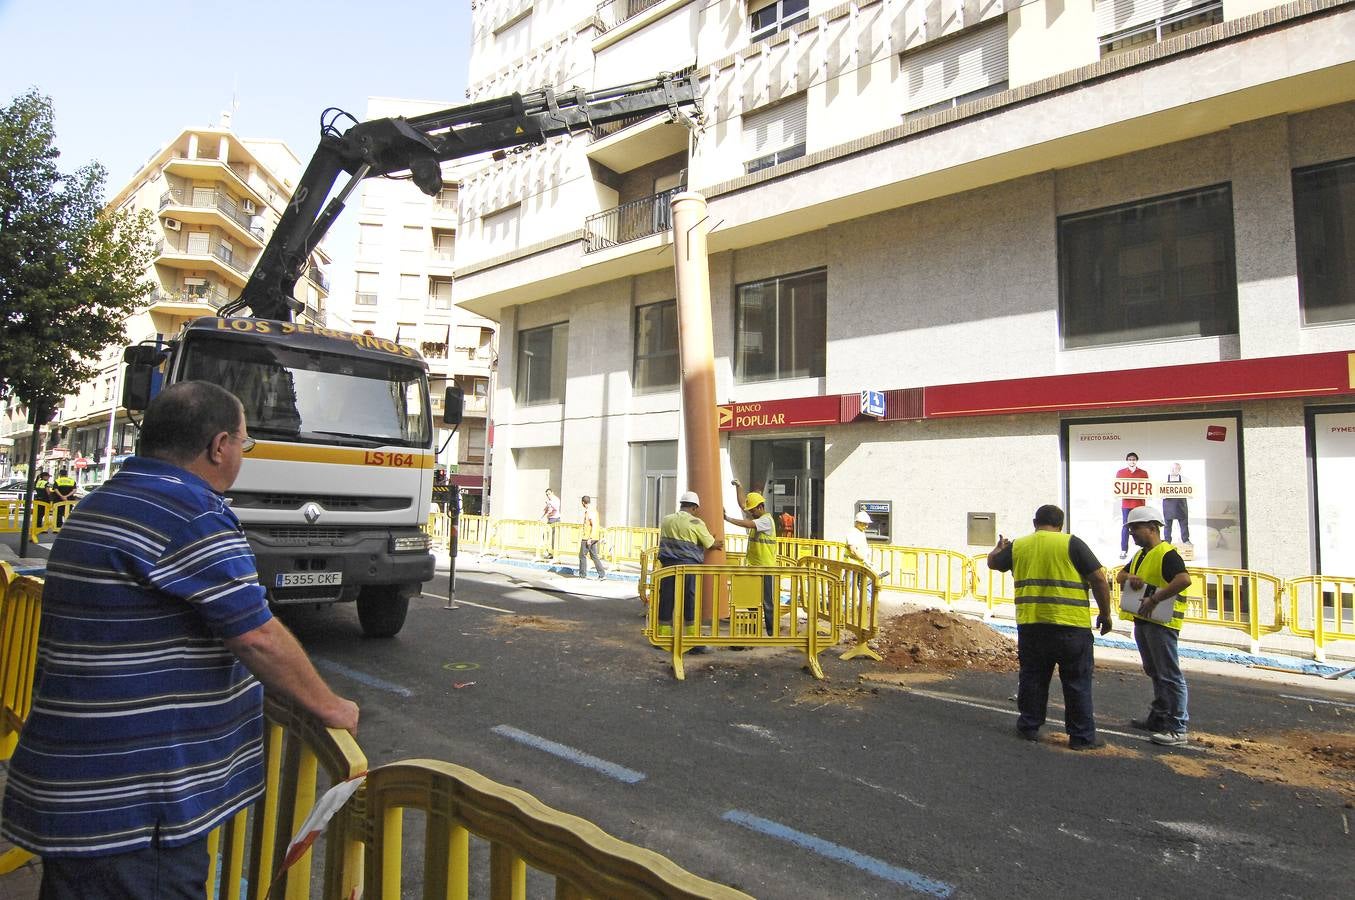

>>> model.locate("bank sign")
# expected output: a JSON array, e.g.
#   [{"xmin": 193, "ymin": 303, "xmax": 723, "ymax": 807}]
[{"xmin": 717, "ymin": 397, "xmax": 841, "ymax": 431}]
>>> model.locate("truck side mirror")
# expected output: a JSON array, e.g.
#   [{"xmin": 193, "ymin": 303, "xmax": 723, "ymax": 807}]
[
  {"xmin": 443, "ymin": 386, "xmax": 464, "ymax": 426},
  {"xmin": 122, "ymin": 364, "xmax": 155, "ymax": 412}
]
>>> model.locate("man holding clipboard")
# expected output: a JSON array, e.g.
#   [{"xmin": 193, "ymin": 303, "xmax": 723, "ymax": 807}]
[{"xmin": 1117, "ymin": 506, "xmax": 1194, "ymax": 747}]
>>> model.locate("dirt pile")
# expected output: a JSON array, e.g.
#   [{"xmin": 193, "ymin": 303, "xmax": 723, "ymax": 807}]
[
  {"xmin": 868, "ymin": 608, "xmax": 1018, "ymax": 672},
  {"xmin": 1177, "ymin": 730, "xmax": 1355, "ymax": 803}
]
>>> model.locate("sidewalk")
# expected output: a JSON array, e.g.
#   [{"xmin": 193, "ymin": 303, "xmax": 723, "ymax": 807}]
[{"xmin": 0, "ymin": 532, "xmax": 50, "ymax": 576}]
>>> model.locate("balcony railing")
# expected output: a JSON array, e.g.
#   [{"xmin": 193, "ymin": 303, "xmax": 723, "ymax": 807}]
[
  {"xmin": 583, "ymin": 185, "xmax": 683, "ymax": 253},
  {"xmin": 596, "ymin": 0, "xmax": 666, "ymax": 33},
  {"xmin": 149, "ymin": 284, "xmax": 232, "ymax": 309},
  {"xmin": 159, "ymin": 188, "xmax": 263, "ymax": 237},
  {"xmin": 306, "ymin": 265, "xmax": 330, "ymax": 292},
  {"xmin": 154, "ymin": 236, "xmax": 251, "ymax": 274}
]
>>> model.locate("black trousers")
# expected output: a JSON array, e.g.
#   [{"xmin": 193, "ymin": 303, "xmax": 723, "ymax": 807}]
[
  {"xmin": 40, "ymin": 833, "xmax": 209, "ymax": 900},
  {"xmin": 656, "ymin": 560, "xmax": 696, "ymax": 628},
  {"xmin": 1016, "ymin": 623, "xmax": 1096, "ymax": 743}
]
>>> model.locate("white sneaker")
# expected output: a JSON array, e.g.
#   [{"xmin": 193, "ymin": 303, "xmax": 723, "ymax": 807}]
[{"xmin": 1150, "ymin": 730, "xmax": 1188, "ymax": 746}]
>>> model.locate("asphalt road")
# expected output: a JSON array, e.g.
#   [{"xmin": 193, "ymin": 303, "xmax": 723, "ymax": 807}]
[{"xmin": 276, "ymin": 564, "xmax": 1355, "ymax": 899}]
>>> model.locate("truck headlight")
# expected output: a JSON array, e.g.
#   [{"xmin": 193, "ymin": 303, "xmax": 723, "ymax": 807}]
[{"xmin": 390, "ymin": 533, "xmax": 430, "ymax": 553}]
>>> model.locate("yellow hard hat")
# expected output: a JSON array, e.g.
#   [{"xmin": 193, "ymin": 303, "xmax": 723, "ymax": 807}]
[{"xmin": 743, "ymin": 491, "xmax": 766, "ymax": 510}]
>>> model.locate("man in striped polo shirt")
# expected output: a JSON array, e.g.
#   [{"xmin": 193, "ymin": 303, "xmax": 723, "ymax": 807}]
[
  {"xmin": 2, "ymin": 381, "xmax": 358, "ymax": 899},
  {"xmin": 988, "ymin": 504, "xmax": 1113, "ymax": 750}
]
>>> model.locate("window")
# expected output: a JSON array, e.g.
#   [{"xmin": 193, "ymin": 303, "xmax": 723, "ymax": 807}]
[
  {"xmin": 744, "ymin": 94, "xmax": 807, "ymax": 175},
  {"xmin": 358, "ymin": 223, "xmax": 382, "ymax": 257},
  {"xmin": 1058, "ymin": 185, "xmax": 1237, "ymax": 349},
  {"xmin": 901, "ymin": 21, "xmax": 1008, "ymax": 118},
  {"xmin": 466, "ymin": 425, "xmax": 487, "ymax": 461},
  {"xmin": 399, "ymin": 274, "xmax": 422, "ymax": 300},
  {"xmin": 735, "ymin": 268, "xmax": 827, "ymax": 382},
  {"xmin": 396, "ymin": 323, "xmax": 417, "ymax": 349},
  {"xmin": 1294, "ymin": 157, "xmax": 1355, "ymax": 325},
  {"xmin": 355, "ymin": 271, "xmax": 379, "ymax": 306},
  {"xmin": 494, "ymin": 10, "xmax": 532, "ymax": 59},
  {"xmin": 433, "ymin": 229, "xmax": 455, "ymax": 262},
  {"xmin": 516, "ymin": 322, "xmax": 568, "ymax": 405},
  {"xmin": 750, "ymin": 0, "xmax": 808, "ymax": 43},
  {"xmin": 186, "ymin": 231, "xmax": 210, "ymax": 255},
  {"xmin": 436, "ymin": 184, "xmax": 457, "ymax": 212},
  {"xmin": 430, "ymin": 278, "xmax": 453, "ymax": 309},
  {"xmin": 1097, "ymin": 0, "xmax": 1222, "ymax": 56},
  {"xmin": 633, "ymin": 300, "xmax": 679, "ymax": 394},
  {"xmin": 401, "ymin": 225, "xmax": 424, "ymax": 253}
]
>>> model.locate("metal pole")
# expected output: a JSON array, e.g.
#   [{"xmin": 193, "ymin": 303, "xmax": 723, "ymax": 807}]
[
  {"xmin": 103, "ymin": 362, "xmax": 124, "ymax": 484},
  {"xmin": 670, "ymin": 192, "xmax": 727, "ymax": 617},
  {"xmin": 446, "ymin": 487, "xmax": 460, "ymax": 610},
  {"xmin": 18, "ymin": 418, "xmax": 42, "ymax": 559}
]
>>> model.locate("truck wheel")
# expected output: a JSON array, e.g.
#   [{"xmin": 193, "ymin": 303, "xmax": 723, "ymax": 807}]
[{"xmin": 356, "ymin": 585, "xmax": 409, "ymax": 638}]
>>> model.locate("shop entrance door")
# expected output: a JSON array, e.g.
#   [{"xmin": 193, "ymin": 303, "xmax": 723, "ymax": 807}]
[{"xmin": 749, "ymin": 438, "xmax": 824, "ymax": 539}]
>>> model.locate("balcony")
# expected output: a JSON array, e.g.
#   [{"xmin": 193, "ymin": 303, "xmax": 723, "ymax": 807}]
[
  {"xmin": 146, "ymin": 284, "xmax": 232, "ymax": 317},
  {"xmin": 160, "ymin": 188, "xmax": 266, "ymax": 246},
  {"xmin": 162, "ymin": 156, "xmax": 266, "ymax": 204},
  {"xmin": 583, "ymin": 186, "xmax": 682, "ymax": 253},
  {"xmin": 154, "ymin": 236, "xmax": 254, "ymax": 288},
  {"xmin": 306, "ymin": 265, "xmax": 331, "ymax": 293},
  {"xmin": 596, "ymin": 0, "xmax": 667, "ymax": 34}
]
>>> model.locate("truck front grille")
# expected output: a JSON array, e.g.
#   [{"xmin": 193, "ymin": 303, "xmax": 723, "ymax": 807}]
[
  {"xmin": 228, "ymin": 492, "xmax": 410, "ymax": 512},
  {"xmin": 262, "ymin": 528, "xmax": 347, "ymax": 544}
]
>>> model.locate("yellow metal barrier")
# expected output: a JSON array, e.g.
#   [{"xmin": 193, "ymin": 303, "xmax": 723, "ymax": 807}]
[
  {"xmin": 0, "ymin": 569, "xmax": 42, "ymax": 875},
  {"xmin": 350, "ymin": 759, "xmax": 750, "ymax": 899},
  {"xmin": 458, "ymin": 514, "xmax": 491, "ymax": 552},
  {"xmin": 647, "ymin": 564, "xmax": 839, "ymax": 680},
  {"xmin": 0, "ymin": 500, "xmax": 46, "ymax": 544},
  {"xmin": 797, "ymin": 556, "xmax": 882, "ymax": 661},
  {"xmin": 602, "ymin": 524, "xmax": 659, "ymax": 565},
  {"xmin": 1156, "ymin": 565, "xmax": 1285, "ymax": 652},
  {"xmin": 1286, "ymin": 574, "xmax": 1355, "ymax": 663}
]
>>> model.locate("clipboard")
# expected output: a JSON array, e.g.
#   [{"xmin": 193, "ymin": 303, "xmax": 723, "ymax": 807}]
[{"xmin": 1118, "ymin": 582, "xmax": 1173, "ymax": 623}]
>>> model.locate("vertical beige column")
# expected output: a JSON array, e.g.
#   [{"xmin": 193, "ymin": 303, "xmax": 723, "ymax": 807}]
[{"xmin": 671, "ymin": 192, "xmax": 728, "ymax": 617}]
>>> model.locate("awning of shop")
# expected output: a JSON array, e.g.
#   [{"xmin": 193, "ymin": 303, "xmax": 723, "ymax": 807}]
[
  {"xmin": 421, "ymin": 323, "xmax": 450, "ymax": 344},
  {"xmin": 449, "ymin": 474, "xmax": 482, "ymax": 488}
]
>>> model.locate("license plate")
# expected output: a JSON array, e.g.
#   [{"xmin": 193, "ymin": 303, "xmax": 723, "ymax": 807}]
[{"xmin": 275, "ymin": 571, "xmax": 342, "ymax": 588}]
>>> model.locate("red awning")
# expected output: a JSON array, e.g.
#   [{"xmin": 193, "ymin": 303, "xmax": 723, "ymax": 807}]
[{"xmin": 449, "ymin": 474, "xmax": 482, "ymax": 488}]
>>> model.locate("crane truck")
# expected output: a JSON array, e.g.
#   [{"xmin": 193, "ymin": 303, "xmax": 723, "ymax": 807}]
[{"xmin": 120, "ymin": 73, "xmax": 702, "ymax": 637}]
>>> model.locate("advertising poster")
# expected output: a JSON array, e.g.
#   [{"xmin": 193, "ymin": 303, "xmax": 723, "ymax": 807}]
[
  {"xmin": 1312, "ymin": 410, "xmax": 1355, "ymax": 574},
  {"xmin": 1067, "ymin": 416, "xmax": 1242, "ymax": 570}
]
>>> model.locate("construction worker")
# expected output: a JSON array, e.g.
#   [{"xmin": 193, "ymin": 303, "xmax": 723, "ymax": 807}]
[
  {"xmin": 845, "ymin": 510, "xmax": 874, "ymax": 568},
  {"xmin": 988, "ymin": 504, "xmax": 1113, "ymax": 750},
  {"xmin": 1118, "ymin": 505, "xmax": 1193, "ymax": 747},
  {"xmin": 656, "ymin": 492, "xmax": 723, "ymax": 645},
  {"xmin": 726, "ymin": 479, "xmax": 777, "ymax": 635}
]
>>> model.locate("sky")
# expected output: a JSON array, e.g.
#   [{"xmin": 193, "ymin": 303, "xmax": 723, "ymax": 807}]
[{"xmin": 0, "ymin": 0, "xmax": 472, "ymax": 300}]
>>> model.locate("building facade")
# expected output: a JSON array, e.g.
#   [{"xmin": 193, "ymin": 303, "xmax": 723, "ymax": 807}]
[
  {"xmin": 0, "ymin": 123, "xmax": 330, "ymax": 488},
  {"xmin": 331, "ymin": 98, "xmax": 497, "ymax": 513},
  {"xmin": 451, "ymin": 0, "xmax": 1355, "ymax": 580}
]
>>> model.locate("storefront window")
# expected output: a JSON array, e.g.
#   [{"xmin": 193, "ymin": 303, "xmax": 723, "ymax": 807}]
[
  {"xmin": 1311, "ymin": 408, "xmax": 1355, "ymax": 574},
  {"xmin": 735, "ymin": 268, "xmax": 826, "ymax": 383}
]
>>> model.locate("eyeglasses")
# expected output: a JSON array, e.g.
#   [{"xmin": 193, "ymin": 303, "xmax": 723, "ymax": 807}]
[{"xmin": 234, "ymin": 434, "xmax": 256, "ymax": 452}]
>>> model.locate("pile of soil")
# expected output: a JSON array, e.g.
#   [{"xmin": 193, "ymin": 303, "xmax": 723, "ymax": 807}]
[
  {"xmin": 867, "ymin": 609, "xmax": 1018, "ymax": 672},
  {"xmin": 1179, "ymin": 730, "xmax": 1355, "ymax": 803},
  {"xmin": 488, "ymin": 615, "xmax": 577, "ymax": 634}
]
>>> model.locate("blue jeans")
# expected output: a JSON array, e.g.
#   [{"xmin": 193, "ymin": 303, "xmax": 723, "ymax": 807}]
[
  {"xmin": 1016, "ymin": 624, "xmax": 1096, "ymax": 743},
  {"xmin": 1134, "ymin": 618, "xmax": 1189, "ymax": 733}
]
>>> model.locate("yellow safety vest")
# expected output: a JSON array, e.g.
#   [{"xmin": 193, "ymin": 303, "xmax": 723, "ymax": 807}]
[
  {"xmin": 1126, "ymin": 542, "xmax": 1187, "ymax": 631},
  {"xmin": 1012, "ymin": 531, "xmax": 1092, "ymax": 628},
  {"xmin": 745, "ymin": 514, "xmax": 777, "ymax": 567}
]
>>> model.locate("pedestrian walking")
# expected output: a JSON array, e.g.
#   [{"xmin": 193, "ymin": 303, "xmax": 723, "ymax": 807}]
[
  {"xmin": 725, "ymin": 479, "xmax": 778, "ymax": 635},
  {"xmin": 1117, "ymin": 505, "xmax": 1194, "ymax": 747},
  {"xmin": 657, "ymin": 491, "xmax": 723, "ymax": 644},
  {"xmin": 540, "ymin": 487, "xmax": 561, "ymax": 559},
  {"xmin": 987, "ymin": 504, "xmax": 1113, "ymax": 750},
  {"xmin": 578, "ymin": 495, "xmax": 607, "ymax": 580},
  {"xmin": 1, "ymin": 381, "xmax": 358, "ymax": 900}
]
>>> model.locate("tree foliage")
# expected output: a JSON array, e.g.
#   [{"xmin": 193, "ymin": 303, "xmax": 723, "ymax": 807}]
[{"xmin": 0, "ymin": 88, "xmax": 155, "ymax": 413}]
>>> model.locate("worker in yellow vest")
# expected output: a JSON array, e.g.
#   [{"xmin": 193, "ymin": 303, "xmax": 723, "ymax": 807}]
[
  {"xmin": 1118, "ymin": 505, "xmax": 1193, "ymax": 747},
  {"xmin": 656, "ymin": 492, "xmax": 723, "ymax": 647},
  {"xmin": 34, "ymin": 470, "xmax": 52, "ymax": 504},
  {"xmin": 726, "ymin": 480, "xmax": 778, "ymax": 635},
  {"xmin": 988, "ymin": 504, "xmax": 1113, "ymax": 750},
  {"xmin": 53, "ymin": 467, "xmax": 77, "ymax": 527}
]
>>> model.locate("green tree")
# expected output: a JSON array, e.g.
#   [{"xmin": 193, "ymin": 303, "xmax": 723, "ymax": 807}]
[{"xmin": 0, "ymin": 88, "xmax": 155, "ymax": 413}]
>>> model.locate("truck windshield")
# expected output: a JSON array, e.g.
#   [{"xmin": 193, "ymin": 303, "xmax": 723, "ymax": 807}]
[{"xmin": 181, "ymin": 336, "xmax": 430, "ymax": 448}]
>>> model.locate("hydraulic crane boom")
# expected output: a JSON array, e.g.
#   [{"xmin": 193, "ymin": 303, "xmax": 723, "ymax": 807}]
[{"xmin": 223, "ymin": 72, "xmax": 703, "ymax": 321}]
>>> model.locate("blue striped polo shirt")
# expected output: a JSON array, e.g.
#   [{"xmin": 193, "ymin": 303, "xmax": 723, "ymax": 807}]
[{"xmin": 1, "ymin": 456, "xmax": 274, "ymax": 857}]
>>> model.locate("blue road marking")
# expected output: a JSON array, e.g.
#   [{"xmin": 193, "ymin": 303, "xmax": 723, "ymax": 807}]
[
  {"xmin": 721, "ymin": 809, "xmax": 954, "ymax": 898},
  {"xmin": 312, "ymin": 657, "xmax": 413, "ymax": 697},
  {"xmin": 491, "ymin": 725, "xmax": 645, "ymax": 784}
]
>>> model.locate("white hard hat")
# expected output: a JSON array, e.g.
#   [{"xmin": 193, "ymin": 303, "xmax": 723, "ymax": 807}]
[
  {"xmin": 854, "ymin": 511, "xmax": 873, "ymax": 525},
  {"xmin": 679, "ymin": 491, "xmax": 700, "ymax": 506},
  {"xmin": 1125, "ymin": 506, "xmax": 1164, "ymax": 526}
]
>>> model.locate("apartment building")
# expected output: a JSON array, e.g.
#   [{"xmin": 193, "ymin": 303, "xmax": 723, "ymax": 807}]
[
  {"xmin": 332, "ymin": 98, "xmax": 497, "ymax": 513},
  {"xmin": 0, "ymin": 123, "xmax": 330, "ymax": 488},
  {"xmin": 451, "ymin": 0, "xmax": 1355, "ymax": 580}
]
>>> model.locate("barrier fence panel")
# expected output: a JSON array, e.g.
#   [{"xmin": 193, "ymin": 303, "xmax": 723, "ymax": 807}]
[
  {"xmin": 0, "ymin": 573, "xmax": 42, "ymax": 761},
  {"xmin": 1286, "ymin": 574, "xmax": 1355, "ymax": 663},
  {"xmin": 871, "ymin": 545, "xmax": 972, "ymax": 604},
  {"xmin": 602, "ymin": 525, "xmax": 659, "ymax": 566},
  {"xmin": 458, "ymin": 514, "xmax": 491, "ymax": 552},
  {"xmin": 1168, "ymin": 565, "xmax": 1285, "ymax": 652},
  {"xmin": 491, "ymin": 519, "xmax": 554, "ymax": 558},
  {"xmin": 350, "ymin": 759, "xmax": 752, "ymax": 899},
  {"xmin": 797, "ymin": 556, "xmax": 882, "ymax": 661},
  {"xmin": 647, "ymin": 565, "xmax": 839, "ymax": 680}
]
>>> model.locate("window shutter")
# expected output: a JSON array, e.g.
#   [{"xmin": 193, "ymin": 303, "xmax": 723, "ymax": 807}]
[
  {"xmin": 744, "ymin": 94, "xmax": 807, "ymax": 157},
  {"xmin": 356, "ymin": 271, "xmax": 379, "ymax": 293},
  {"xmin": 901, "ymin": 22, "xmax": 1008, "ymax": 113},
  {"xmin": 1094, "ymin": 0, "xmax": 1203, "ymax": 37}
]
